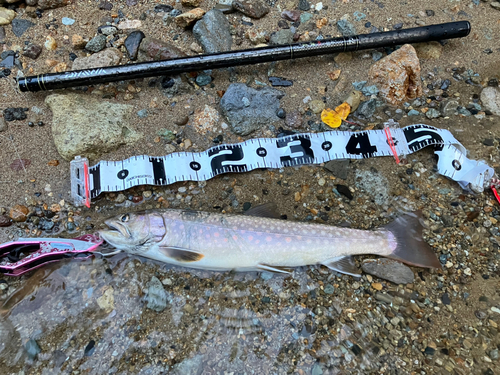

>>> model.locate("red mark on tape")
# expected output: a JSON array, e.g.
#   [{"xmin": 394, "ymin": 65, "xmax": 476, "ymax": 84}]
[{"xmin": 384, "ymin": 126, "xmax": 400, "ymax": 164}]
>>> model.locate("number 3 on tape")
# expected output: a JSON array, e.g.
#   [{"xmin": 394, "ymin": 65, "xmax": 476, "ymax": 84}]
[{"xmin": 70, "ymin": 122, "xmax": 494, "ymax": 207}]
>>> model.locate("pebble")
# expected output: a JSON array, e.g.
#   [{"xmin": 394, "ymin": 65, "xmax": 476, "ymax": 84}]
[
  {"xmin": 285, "ymin": 111, "xmax": 302, "ymax": 128},
  {"xmin": 220, "ymin": 83, "xmax": 284, "ymax": 135},
  {"xmin": 72, "ymin": 48, "xmax": 122, "ymax": 70},
  {"xmin": 193, "ymin": 9, "xmax": 232, "ymax": 53},
  {"xmin": 44, "ymin": 35, "xmax": 58, "ymax": 50},
  {"xmin": 191, "ymin": 105, "xmax": 220, "ymax": 134},
  {"xmin": 270, "ymin": 29, "xmax": 293, "ymax": 45},
  {"xmin": 23, "ymin": 44, "xmax": 42, "ymax": 59},
  {"xmin": 176, "ymin": 8, "xmax": 206, "ymax": 28},
  {"xmin": 298, "ymin": 0, "xmax": 310, "ymax": 11},
  {"xmin": 61, "ymin": 17, "xmax": 75, "ymax": 25},
  {"xmin": 309, "ymin": 100, "xmax": 325, "ymax": 114},
  {"xmin": 124, "ymin": 30, "xmax": 145, "ymax": 60},
  {"xmin": 356, "ymin": 99, "xmax": 376, "ymax": 118},
  {"xmin": 195, "ymin": 74, "xmax": 212, "ymax": 86},
  {"xmin": 85, "ymin": 34, "xmax": 107, "ymax": 53},
  {"xmin": 97, "ymin": 287, "xmax": 115, "ymax": 312},
  {"xmin": 281, "ymin": 10, "xmax": 300, "ymax": 22},
  {"xmin": 374, "ymin": 292, "xmax": 394, "ymax": 304},
  {"xmin": 146, "ymin": 276, "xmax": 167, "ymax": 312},
  {"xmin": 442, "ymin": 100, "xmax": 459, "ymax": 117},
  {"xmin": 11, "ymin": 18, "xmax": 35, "ymax": 37},
  {"xmin": 362, "ymin": 259, "xmax": 415, "ymax": 284},
  {"xmin": 415, "ymin": 41, "xmax": 442, "ymax": 59},
  {"xmin": 25, "ymin": 339, "xmax": 41, "ymax": 360},
  {"xmin": 276, "ymin": 108, "xmax": 286, "ymax": 119},
  {"xmin": 425, "ymin": 108, "xmax": 440, "ymax": 119},
  {"xmin": 408, "ymin": 109, "xmax": 420, "ymax": 116},
  {"xmin": 4, "ymin": 107, "xmax": 28, "ymax": 121},
  {"xmin": 269, "ymin": 76, "xmax": 293, "ymax": 87},
  {"xmin": 10, "ymin": 204, "xmax": 29, "ymax": 222},
  {"xmin": 300, "ymin": 12, "xmax": 313, "ymax": 24},
  {"xmin": 98, "ymin": 25, "xmax": 117, "ymax": 36},
  {"xmin": 336, "ymin": 184, "xmax": 353, "ymax": 200},
  {"xmin": 337, "ymin": 19, "xmax": 357, "ymax": 37},
  {"xmin": 0, "ymin": 214, "xmax": 12, "ymax": 227},
  {"xmin": 372, "ymin": 51, "xmax": 383, "ymax": 61},
  {"xmin": 324, "ymin": 160, "xmax": 349, "ymax": 179},
  {"xmin": 137, "ymin": 109, "xmax": 148, "ymax": 118},
  {"xmin": 0, "ymin": 7, "xmax": 16, "ymax": 26},
  {"xmin": 491, "ymin": 1, "xmax": 500, "ymax": 10},
  {"xmin": 324, "ymin": 284, "xmax": 335, "ymax": 294},
  {"xmin": 232, "ymin": 0, "xmax": 269, "ymax": 19},
  {"xmin": 345, "ymin": 90, "xmax": 362, "ymax": 112},
  {"xmin": 480, "ymin": 87, "xmax": 500, "ymax": 116},
  {"xmin": 154, "ymin": 4, "xmax": 173, "ymax": 12},
  {"xmin": 361, "ymin": 85, "xmax": 379, "ymax": 96},
  {"xmin": 354, "ymin": 11, "xmax": 366, "ymax": 21},
  {"xmin": 117, "ymin": 19, "xmax": 142, "ymax": 30}
]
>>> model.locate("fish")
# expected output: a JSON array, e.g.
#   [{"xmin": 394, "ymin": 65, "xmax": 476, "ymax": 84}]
[{"xmin": 98, "ymin": 204, "xmax": 441, "ymax": 276}]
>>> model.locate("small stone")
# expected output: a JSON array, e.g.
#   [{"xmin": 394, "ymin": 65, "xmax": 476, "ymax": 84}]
[
  {"xmin": 0, "ymin": 214, "xmax": 12, "ymax": 227},
  {"xmin": 139, "ymin": 37, "xmax": 187, "ymax": 61},
  {"xmin": 72, "ymin": 48, "xmax": 121, "ymax": 70},
  {"xmin": 425, "ymin": 108, "xmax": 440, "ymax": 119},
  {"xmin": 441, "ymin": 293, "xmax": 451, "ymax": 305},
  {"xmin": 175, "ymin": 8, "xmax": 206, "ymax": 28},
  {"xmin": 276, "ymin": 108, "xmax": 286, "ymax": 119},
  {"xmin": 146, "ymin": 276, "xmax": 167, "ymax": 312},
  {"xmin": 23, "ymin": 44, "xmax": 42, "ymax": 59},
  {"xmin": 408, "ymin": 109, "xmax": 420, "ymax": 116},
  {"xmin": 309, "ymin": 100, "xmax": 325, "ymax": 114},
  {"xmin": 154, "ymin": 4, "xmax": 173, "ymax": 12},
  {"xmin": 337, "ymin": 19, "xmax": 357, "ymax": 37},
  {"xmin": 191, "ymin": 105, "xmax": 220, "ymax": 134},
  {"xmin": 269, "ymin": 76, "xmax": 293, "ymax": 87},
  {"xmin": 71, "ymin": 34, "xmax": 87, "ymax": 49},
  {"xmin": 324, "ymin": 284, "xmax": 335, "ymax": 294},
  {"xmin": 232, "ymin": 0, "xmax": 269, "ymax": 19},
  {"xmin": 97, "ymin": 287, "xmax": 115, "ymax": 312},
  {"xmin": 124, "ymin": 30, "xmax": 145, "ymax": 60},
  {"xmin": 442, "ymin": 100, "xmax": 459, "ymax": 117},
  {"xmin": 137, "ymin": 109, "xmax": 148, "ymax": 118},
  {"xmin": 356, "ymin": 99, "xmax": 376, "ymax": 119},
  {"xmin": 269, "ymin": 29, "xmax": 293, "ymax": 45},
  {"xmin": 61, "ymin": 17, "xmax": 75, "ymax": 25},
  {"xmin": 345, "ymin": 90, "xmax": 362, "ymax": 112},
  {"xmin": 44, "ymin": 35, "xmax": 57, "ymax": 50},
  {"xmin": 372, "ymin": 51, "xmax": 383, "ymax": 61},
  {"xmin": 374, "ymin": 292, "xmax": 394, "ymax": 304},
  {"xmin": 11, "ymin": 18, "xmax": 35, "ymax": 37},
  {"xmin": 298, "ymin": 0, "xmax": 310, "ymax": 11},
  {"xmin": 336, "ymin": 184, "xmax": 353, "ymax": 200},
  {"xmin": 117, "ymin": 20, "xmax": 142, "ymax": 30},
  {"xmin": 85, "ymin": 34, "xmax": 107, "ymax": 53},
  {"xmin": 300, "ymin": 12, "xmax": 313, "ymax": 24},
  {"xmin": 25, "ymin": 339, "xmax": 41, "ymax": 360},
  {"xmin": 369, "ymin": 44, "xmax": 422, "ymax": 106},
  {"xmin": 4, "ymin": 107, "xmax": 28, "ymax": 122},
  {"xmin": 372, "ymin": 282, "xmax": 383, "ymax": 290},
  {"xmin": 174, "ymin": 115, "xmax": 189, "ymax": 125},
  {"xmin": 98, "ymin": 1, "xmax": 113, "ymax": 10},
  {"xmin": 10, "ymin": 204, "xmax": 29, "ymax": 222},
  {"xmin": 281, "ymin": 10, "xmax": 300, "ymax": 22},
  {"xmin": 38, "ymin": 0, "xmax": 70, "ymax": 10},
  {"xmin": 0, "ymin": 7, "xmax": 16, "ymax": 26},
  {"xmin": 324, "ymin": 160, "xmax": 349, "ymax": 180},
  {"xmin": 362, "ymin": 259, "xmax": 414, "ymax": 284},
  {"xmin": 98, "ymin": 25, "xmax": 117, "ymax": 35},
  {"xmin": 285, "ymin": 111, "xmax": 302, "ymax": 128},
  {"xmin": 483, "ymin": 138, "xmax": 494, "ymax": 146},
  {"xmin": 480, "ymin": 87, "xmax": 500, "ymax": 116},
  {"xmin": 193, "ymin": 9, "xmax": 232, "ymax": 53},
  {"xmin": 491, "ymin": 2, "xmax": 500, "ymax": 10},
  {"xmin": 361, "ymin": 85, "xmax": 379, "ymax": 96}
]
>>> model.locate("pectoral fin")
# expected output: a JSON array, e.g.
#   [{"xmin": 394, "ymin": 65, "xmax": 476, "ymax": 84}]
[
  {"xmin": 159, "ymin": 246, "xmax": 204, "ymax": 262},
  {"xmin": 244, "ymin": 203, "xmax": 281, "ymax": 219},
  {"xmin": 322, "ymin": 256, "xmax": 361, "ymax": 277},
  {"xmin": 257, "ymin": 263, "xmax": 293, "ymax": 274}
]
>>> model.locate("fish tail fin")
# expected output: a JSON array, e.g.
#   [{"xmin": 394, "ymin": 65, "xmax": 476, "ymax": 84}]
[{"xmin": 384, "ymin": 211, "xmax": 442, "ymax": 269}]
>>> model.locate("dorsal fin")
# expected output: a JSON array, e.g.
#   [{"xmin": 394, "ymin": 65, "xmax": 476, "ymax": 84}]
[
  {"xmin": 159, "ymin": 246, "xmax": 204, "ymax": 262},
  {"xmin": 244, "ymin": 203, "xmax": 281, "ymax": 219},
  {"xmin": 322, "ymin": 256, "xmax": 361, "ymax": 277}
]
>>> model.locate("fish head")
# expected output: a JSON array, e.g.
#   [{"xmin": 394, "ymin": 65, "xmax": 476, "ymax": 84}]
[{"xmin": 99, "ymin": 211, "xmax": 166, "ymax": 254}]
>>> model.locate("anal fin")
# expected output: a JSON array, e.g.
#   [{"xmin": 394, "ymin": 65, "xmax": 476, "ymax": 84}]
[
  {"xmin": 257, "ymin": 264, "xmax": 292, "ymax": 274},
  {"xmin": 322, "ymin": 256, "xmax": 361, "ymax": 277},
  {"xmin": 159, "ymin": 246, "xmax": 204, "ymax": 262}
]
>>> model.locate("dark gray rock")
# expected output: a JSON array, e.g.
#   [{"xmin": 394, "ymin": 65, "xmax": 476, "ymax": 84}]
[
  {"xmin": 220, "ymin": 83, "xmax": 284, "ymax": 135},
  {"xmin": 356, "ymin": 99, "xmax": 376, "ymax": 118},
  {"xmin": 23, "ymin": 44, "xmax": 42, "ymax": 59},
  {"xmin": 324, "ymin": 160, "xmax": 349, "ymax": 180},
  {"xmin": 441, "ymin": 100, "xmax": 459, "ymax": 117},
  {"xmin": 25, "ymin": 339, "xmax": 41, "ymax": 360},
  {"xmin": 337, "ymin": 19, "xmax": 357, "ymax": 37},
  {"xmin": 124, "ymin": 30, "xmax": 145, "ymax": 60},
  {"xmin": 193, "ymin": 9, "xmax": 232, "ymax": 54},
  {"xmin": 85, "ymin": 34, "xmax": 107, "ymax": 53},
  {"xmin": 12, "ymin": 18, "xmax": 35, "ymax": 37},
  {"xmin": 145, "ymin": 276, "xmax": 167, "ymax": 312},
  {"xmin": 425, "ymin": 108, "xmax": 441, "ymax": 119},
  {"xmin": 298, "ymin": 0, "xmax": 310, "ymax": 11},
  {"xmin": 269, "ymin": 29, "xmax": 293, "ymax": 45},
  {"xmin": 4, "ymin": 107, "xmax": 27, "ymax": 121},
  {"xmin": 98, "ymin": 25, "xmax": 117, "ymax": 35},
  {"xmin": 362, "ymin": 259, "xmax": 414, "ymax": 284}
]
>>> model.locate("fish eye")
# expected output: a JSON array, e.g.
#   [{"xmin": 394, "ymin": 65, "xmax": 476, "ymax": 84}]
[{"xmin": 120, "ymin": 214, "xmax": 129, "ymax": 223}]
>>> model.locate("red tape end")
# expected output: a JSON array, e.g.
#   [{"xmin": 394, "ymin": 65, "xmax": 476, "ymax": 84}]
[
  {"xmin": 491, "ymin": 179, "xmax": 500, "ymax": 205},
  {"xmin": 83, "ymin": 163, "xmax": 90, "ymax": 208},
  {"xmin": 384, "ymin": 126, "xmax": 400, "ymax": 164}
]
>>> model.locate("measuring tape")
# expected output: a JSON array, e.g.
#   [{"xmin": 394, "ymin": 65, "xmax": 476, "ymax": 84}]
[{"xmin": 70, "ymin": 122, "xmax": 494, "ymax": 207}]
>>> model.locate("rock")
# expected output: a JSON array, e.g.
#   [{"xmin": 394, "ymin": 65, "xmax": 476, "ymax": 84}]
[
  {"xmin": 337, "ymin": 19, "xmax": 357, "ymax": 37},
  {"xmin": 11, "ymin": 18, "xmax": 35, "ymax": 37},
  {"xmin": 324, "ymin": 160, "xmax": 349, "ymax": 180},
  {"xmin": 124, "ymin": 30, "xmax": 145, "ymax": 60},
  {"xmin": 300, "ymin": 12, "xmax": 313, "ymax": 24},
  {"xmin": 361, "ymin": 84, "xmax": 379, "ymax": 96},
  {"xmin": 154, "ymin": 4, "xmax": 173, "ymax": 12},
  {"xmin": 85, "ymin": 34, "xmax": 107, "ymax": 53},
  {"xmin": 72, "ymin": 48, "xmax": 121, "ymax": 70},
  {"xmin": 232, "ymin": 0, "xmax": 269, "ymax": 19},
  {"xmin": 4, "ymin": 107, "xmax": 27, "ymax": 121},
  {"xmin": 139, "ymin": 36, "xmax": 187, "ymax": 61},
  {"xmin": 269, "ymin": 29, "xmax": 293, "ymax": 45},
  {"xmin": 309, "ymin": 100, "xmax": 325, "ymax": 114},
  {"xmin": 368, "ymin": 44, "xmax": 422, "ymax": 106},
  {"xmin": 408, "ymin": 109, "xmax": 420, "ymax": 116},
  {"xmin": 355, "ymin": 169, "xmax": 389, "ymax": 205},
  {"xmin": 38, "ymin": 0, "xmax": 69, "ymax": 9},
  {"xmin": 220, "ymin": 83, "xmax": 284, "ymax": 135},
  {"xmin": 442, "ymin": 100, "xmax": 459, "ymax": 117},
  {"xmin": 0, "ymin": 7, "xmax": 16, "ymax": 26},
  {"xmin": 193, "ymin": 9, "xmax": 232, "ymax": 53},
  {"xmin": 25, "ymin": 339, "xmax": 41, "ymax": 360},
  {"xmin": 414, "ymin": 41, "xmax": 442, "ymax": 59},
  {"xmin": 171, "ymin": 354, "xmax": 204, "ymax": 375},
  {"xmin": 281, "ymin": 10, "xmax": 300, "ymax": 22},
  {"xmin": 161, "ymin": 75, "xmax": 192, "ymax": 96},
  {"xmin": 96, "ymin": 287, "xmax": 115, "ymax": 312},
  {"xmin": 182, "ymin": 0, "xmax": 203, "ymax": 6},
  {"xmin": 23, "ymin": 44, "xmax": 42, "ymax": 59},
  {"xmin": 298, "ymin": 0, "xmax": 310, "ymax": 11},
  {"xmin": 46, "ymin": 93, "xmax": 141, "ymax": 160},
  {"xmin": 214, "ymin": 3, "xmax": 233, "ymax": 14},
  {"xmin": 362, "ymin": 259, "xmax": 414, "ymax": 284},
  {"xmin": 9, "ymin": 205, "xmax": 29, "ymax": 222},
  {"xmin": 191, "ymin": 105, "xmax": 220, "ymax": 134},
  {"xmin": 356, "ymin": 99, "xmax": 376, "ymax": 118},
  {"xmin": 480, "ymin": 87, "xmax": 500, "ymax": 116},
  {"xmin": 195, "ymin": 74, "xmax": 212, "ymax": 86},
  {"xmin": 175, "ymin": 8, "xmax": 205, "ymax": 28},
  {"xmin": 117, "ymin": 20, "xmax": 142, "ymax": 30},
  {"xmin": 146, "ymin": 276, "xmax": 167, "ymax": 312},
  {"xmin": 246, "ymin": 29, "xmax": 267, "ymax": 44},
  {"xmin": 0, "ymin": 214, "xmax": 12, "ymax": 227},
  {"xmin": 491, "ymin": 1, "xmax": 500, "ymax": 10},
  {"xmin": 345, "ymin": 90, "xmax": 362, "ymax": 112},
  {"xmin": 285, "ymin": 111, "xmax": 302, "ymax": 128},
  {"xmin": 98, "ymin": 25, "xmax": 117, "ymax": 35},
  {"xmin": 61, "ymin": 17, "xmax": 75, "ymax": 25},
  {"xmin": 71, "ymin": 34, "xmax": 87, "ymax": 49},
  {"xmin": 44, "ymin": 35, "xmax": 57, "ymax": 50},
  {"xmin": 425, "ymin": 108, "xmax": 440, "ymax": 119}
]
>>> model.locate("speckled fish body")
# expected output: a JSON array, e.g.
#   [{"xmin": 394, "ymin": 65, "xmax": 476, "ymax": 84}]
[{"xmin": 99, "ymin": 207, "xmax": 441, "ymax": 275}]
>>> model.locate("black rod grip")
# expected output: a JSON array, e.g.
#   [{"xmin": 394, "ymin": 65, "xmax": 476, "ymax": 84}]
[{"xmin": 16, "ymin": 21, "xmax": 470, "ymax": 92}]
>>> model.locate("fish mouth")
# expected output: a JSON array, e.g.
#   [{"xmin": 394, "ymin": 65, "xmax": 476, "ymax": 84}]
[{"xmin": 103, "ymin": 220, "xmax": 131, "ymax": 238}]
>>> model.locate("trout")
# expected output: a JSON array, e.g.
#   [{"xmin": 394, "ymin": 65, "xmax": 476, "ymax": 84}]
[{"xmin": 99, "ymin": 204, "xmax": 441, "ymax": 276}]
